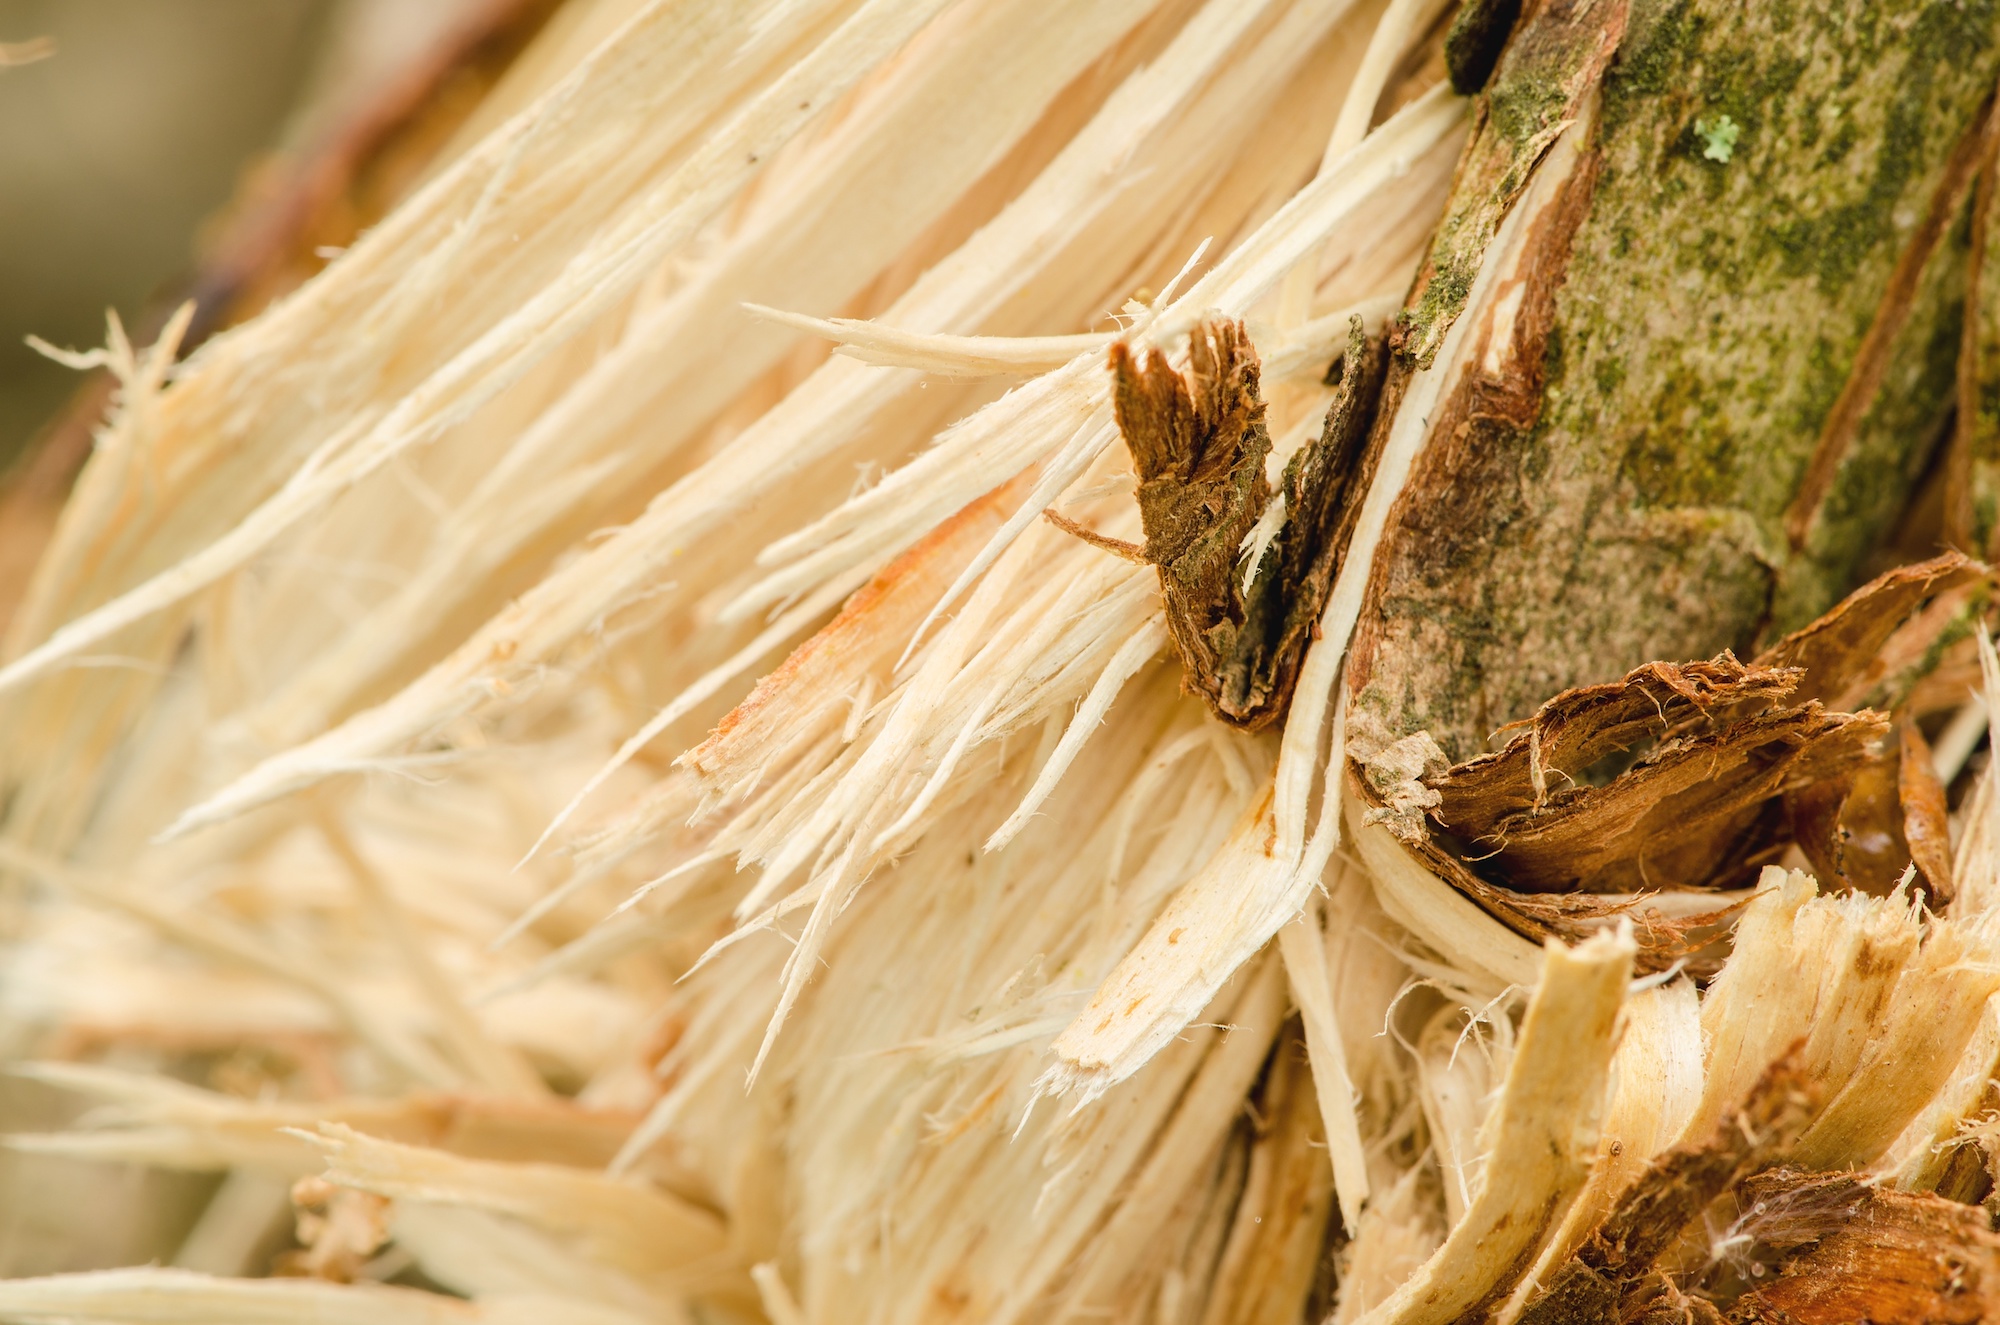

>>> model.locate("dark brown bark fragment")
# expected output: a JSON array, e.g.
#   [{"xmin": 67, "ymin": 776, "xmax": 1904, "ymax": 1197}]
[
  {"xmin": 1230, "ymin": 323, "xmax": 1386, "ymax": 723},
  {"xmin": 1112, "ymin": 319, "xmax": 1277, "ymax": 725},
  {"xmin": 1897, "ymin": 715, "xmax": 1955, "ymax": 901},
  {"xmin": 1351, "ymin": 551, "xmax": 1990, "ymax": 954},
  {"xmin": 1077, "ymin": 320, "xmax": 1382, "ymax": 730},
  {"xmin": 1928, "ymin": 1081, "xmax": 2000, "ymax": 1205},
  {"xmin": 1367, "ymin": 652, "xmax": 1886, "ymax": 896},
  {"xmin": 1428, "ymin": 656, "xmax": 1801, "ymax": 835},
  {"xmin": 1785, "ymin": 740, "xmax": 1915, "ymax": 896},
  {"xmin": 1347, "ymin": 725, "xmax": 1744, "ymax": 971},
  {"xmin": 1428, "ymin": 681, "xmax": 1883, "ymax": 898},
  {"xmin": 1760, "ymin": 552, "xmax": 1984, "ymax": 899}
]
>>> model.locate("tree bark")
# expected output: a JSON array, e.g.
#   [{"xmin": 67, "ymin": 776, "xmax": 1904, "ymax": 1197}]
[{"xmin": 1350, "ymin": 0, "xmax": 2000, "ymax": 760}]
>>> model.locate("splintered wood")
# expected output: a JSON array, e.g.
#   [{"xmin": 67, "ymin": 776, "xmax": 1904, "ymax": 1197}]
[{"xmin": 5, "ymin": 1, "xmax": 2000, "ymax": 1323}]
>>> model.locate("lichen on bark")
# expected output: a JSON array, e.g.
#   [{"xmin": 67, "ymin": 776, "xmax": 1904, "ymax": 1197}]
[{"xmin": 1351, "ymin": 0, "xmax": 2000, "ymax": 761}]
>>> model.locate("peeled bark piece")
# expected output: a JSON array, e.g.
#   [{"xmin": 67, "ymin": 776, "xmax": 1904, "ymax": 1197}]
[
  {"xmin": 1348, "ymin": 728, "xmax": 1737, "ymax": 972},
  {"xmin": 1752, "ymin": 550, "xmax": 1986, "ymax": 710},
  {"xmin": 1767, "ymin": 555, "xmax": 1984, "ymax": 897},
  {"xmin": 1350, "ymin": 587, "xmax": 1987, "ymax": 949},
  {"xmin": 1238, "ymin": 321, "xmax": 1388, "ymax": 726},
  {"xmin": 1513, "ymin": 1056, "xmax": 1816, "ymax": 1325},
  {"xmin": 1430, "ymin": 656, "xmax": 1800, "ymax": 831},
  {"xmin": 1722, "ymin": 1169, "xmax": 2000, "ymax": 1325},
  {"xmin": 1359, "ymin": 565, "xmax": 1986, "ymax": 901},
  {"xmin": 1471, "ymin": 698, "xmax": 1879, "ymax": 896},
  {"xmin": 1350, "ymin": 1, "xmax": 2000, "ymax": 763},
  {"xmin": 1785, "ymin": 739, "xmax": 1914, "ymax": 896},
  {"xmin": 1093, "ymin": 318, "xmax": 1383, "ymax": 730},
  {"xmin": 1383, "ymin": 825, "xmax": 1731, "ymax": 972},
  {"xmin": 1428, "ymin": 540, "xmax": 1991, "ymax": 852}
]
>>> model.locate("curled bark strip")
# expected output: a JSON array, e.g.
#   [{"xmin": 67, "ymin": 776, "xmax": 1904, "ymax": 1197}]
[
  {"xmin": 1748, "ymin": 554, "xmax": 1992, "ymax": 896},
  {"xmin": 1428, "ymin": 656, "xmax": 1801, "ymax": 836},
  {"xmin": 1753, "ymin": 551, "xmax": 1986, "ymax": 709},
  {"xmin": 1428, "ymin": 680, "xmax": 1885, "ymax": 896},
  {"xmin": 1424, "ymin": 836, "xmax": 1737, "ymax": 972},
  {"xmin": 1721, "ymin": 1169, "xmax": 2000, "ymax": 1324},
  {"xmin": 1348, "ymin": 652, "xmax": 1881, "ymax": 965},
  {"xmin": 1348, "ymin": 729, "xmax": 1743, "ymax": 973},
  {"xmin": 1514, "ymin": 1054, "xmax": 1817, "ymax": 1325},
  {"xmin": 1368, "ymin": 556, "xmax": 1992, "ymax": 906}
]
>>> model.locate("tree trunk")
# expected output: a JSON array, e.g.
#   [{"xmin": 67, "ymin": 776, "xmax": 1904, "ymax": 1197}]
[{"xmin": 1352, "ymin": 0, "xmax": 1997, "ymax": 760}]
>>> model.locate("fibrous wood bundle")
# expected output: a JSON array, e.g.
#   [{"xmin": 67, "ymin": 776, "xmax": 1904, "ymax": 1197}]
[{"xmin": 2, "ymin": 1, "xmax": 2000, "ymax": 1322}]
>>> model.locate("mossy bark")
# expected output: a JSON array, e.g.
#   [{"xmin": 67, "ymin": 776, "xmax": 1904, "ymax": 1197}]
[
  {"xmin": 1350, "ymin": 0, "xmax": 2000, "ymax": 761},
  {"xmin": 1953, "ymin": 121, "xmax": 2000, "ymax": 558}
]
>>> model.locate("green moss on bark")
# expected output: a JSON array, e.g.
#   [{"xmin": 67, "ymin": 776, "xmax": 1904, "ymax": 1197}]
[{"xmin": 1353, "ymin": 0, "xmax": 1999, "ymax": 760}]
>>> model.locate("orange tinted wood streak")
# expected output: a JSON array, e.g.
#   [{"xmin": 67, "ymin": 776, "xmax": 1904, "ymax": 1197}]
[{"xmin": 688, "ymin": 471, "xmax": 1030, "ymax": 773}]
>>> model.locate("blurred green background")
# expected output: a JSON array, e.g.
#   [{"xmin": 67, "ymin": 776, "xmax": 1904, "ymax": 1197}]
[{"xmin": 0, "ymin": 1, "xmax": 333, "ymax": 469}]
